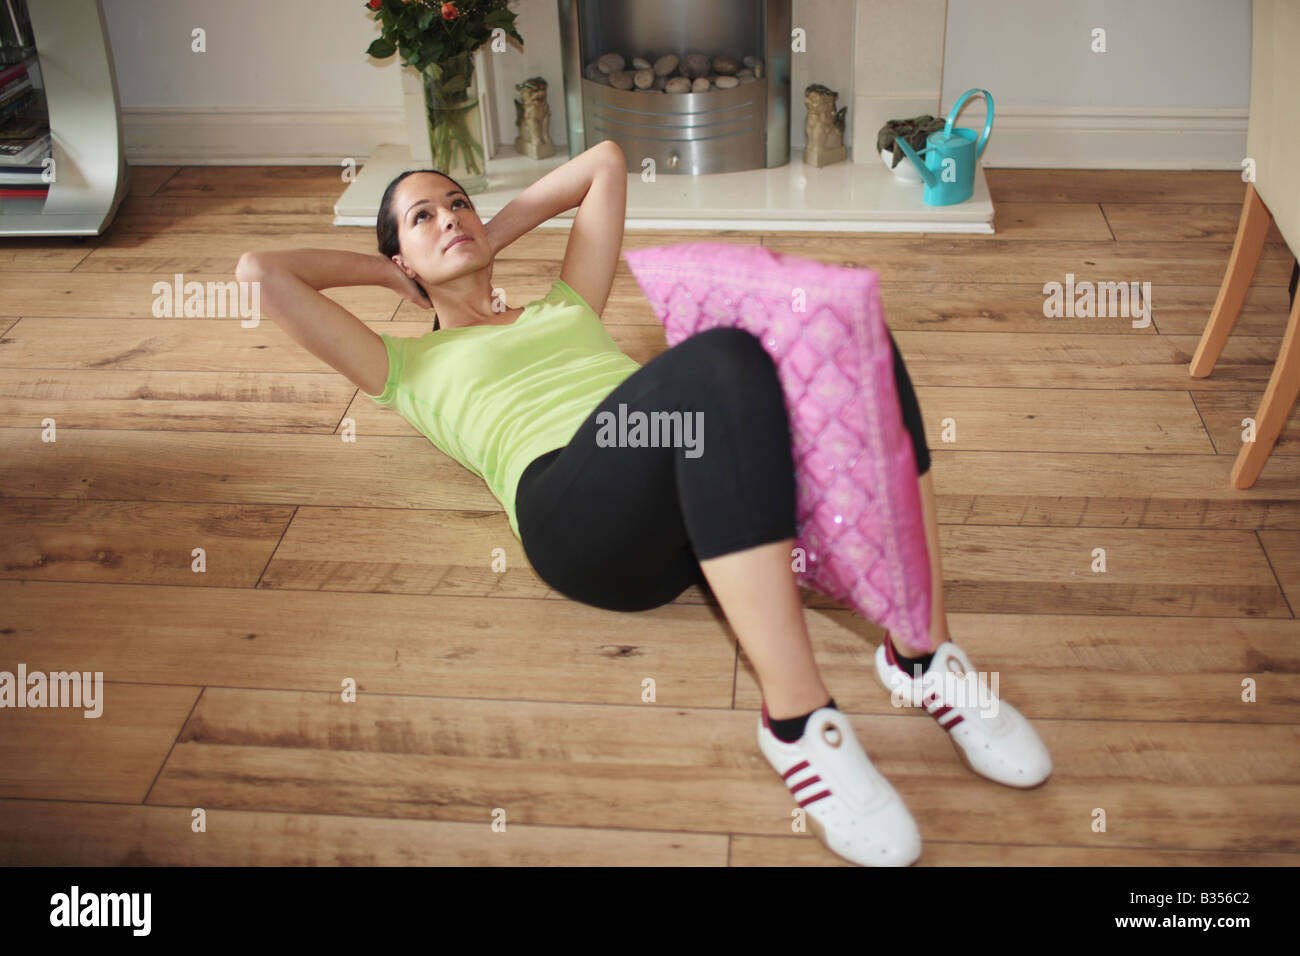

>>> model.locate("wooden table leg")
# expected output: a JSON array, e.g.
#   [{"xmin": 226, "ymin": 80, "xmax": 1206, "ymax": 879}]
[
  {"xmin": 1191, "ymin": 183, "xmax": 1273, "ymax": 379},
  {"xmin": 1231, "ymin": 288, "xmax": 1300, "ymax": 488}
]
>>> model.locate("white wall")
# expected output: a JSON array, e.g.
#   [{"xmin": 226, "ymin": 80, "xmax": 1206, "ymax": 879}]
[
  {"xmin": 103, "ymin": 0, "xmax": 406, "ymax": 162},
  {"xmin": 791, "ymin": 0, "xmax": 855, "ymax": 149},
  {"xmin": 942, "ymin": 0, "xmax": 1251, "ymax": 167},
  {"xmin": 103, "ymin": 0, "xmax": 396, "ymax": 108},
  {"xmin": 102, "ymin": 0, "xmax": 574, "ymax": 163},
  {"xmin": 850, "ymin": 0, "xmax": 946, "ymax": 168}
]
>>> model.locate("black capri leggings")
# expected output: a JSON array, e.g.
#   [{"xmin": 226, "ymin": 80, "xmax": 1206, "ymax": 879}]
[{"xmin": 516, "ymin": 327, "xmax": 929, "ymax": 613}]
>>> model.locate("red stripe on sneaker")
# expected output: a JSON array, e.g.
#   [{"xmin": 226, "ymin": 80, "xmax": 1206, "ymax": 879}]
[
  {"xmin": 799, "ymin": 790, "xmax": 832, "ymax": 807},
  {"xmin": 940, "ymin": 714, "xmax": 964, "ymax": 730},
  {"xmin": 930, "ymin": 705, "xmax": 953, "ymax": 720},
  {"xmin": 789, "ymin": 775, "xmax": 822, "ymax": 795},
  {"xmin": 782, "ymin": 761, "xmax": 810, "ymax": 781}
]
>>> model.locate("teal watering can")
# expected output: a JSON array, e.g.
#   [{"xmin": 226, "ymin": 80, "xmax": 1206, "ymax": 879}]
[{"xmin": 896, "ymin": 88, "xmax": 993, "ymax": 206}]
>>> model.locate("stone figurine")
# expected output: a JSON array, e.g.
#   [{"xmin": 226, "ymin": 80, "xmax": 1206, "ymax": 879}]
[
  {"xmin": 803, "ymin": 83, "xmax": 847, "ymax": 168},
  {"xmin": 514, "ymin": 77, "xmax": 554, "ymax": 159}
]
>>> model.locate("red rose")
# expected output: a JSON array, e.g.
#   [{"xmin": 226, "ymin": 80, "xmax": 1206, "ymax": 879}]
[
  {"xmin": 366, "ymin": 0, "xmax": 381, "ymax": 8},
  {"xmin": 441, "ymin": 2, "xmax": 459, "ymax": 20}
]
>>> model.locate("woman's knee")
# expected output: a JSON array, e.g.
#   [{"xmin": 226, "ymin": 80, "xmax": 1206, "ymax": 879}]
[{"xmin": 677, "ymin": 327, "xmax": 778, "ymax": 386}]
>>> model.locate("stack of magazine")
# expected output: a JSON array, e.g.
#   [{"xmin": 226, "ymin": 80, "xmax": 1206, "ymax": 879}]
[{"xmin": 0, "ymin": 0, "xmax": 48, "ymax": 198}]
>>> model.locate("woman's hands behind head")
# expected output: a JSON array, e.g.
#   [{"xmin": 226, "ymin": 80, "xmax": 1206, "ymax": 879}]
[{"xmin": 383, "ymin": 254, "xmax": 434, "ymax": 310}]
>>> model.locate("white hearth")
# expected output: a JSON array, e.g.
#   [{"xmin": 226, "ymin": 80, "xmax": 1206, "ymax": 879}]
[{"xmin": 335, "ymin": 141, "xmax": 992, "ymax": 233}]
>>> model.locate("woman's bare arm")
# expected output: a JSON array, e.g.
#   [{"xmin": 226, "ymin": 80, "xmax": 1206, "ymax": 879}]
[
  {"xmin": 235, "ymin": 250, "xmax": 423, "ymax": 397},
  {"xmin": 557, "ymin": 143, "xmax": 626, "ymax": 317},
  {"xmin": 484, "ymin": 140, "xmax": 623, "ymax": 257},
  {"xmin": 238, "ymin": 248, "xmax": 409, "ymax": 294}
]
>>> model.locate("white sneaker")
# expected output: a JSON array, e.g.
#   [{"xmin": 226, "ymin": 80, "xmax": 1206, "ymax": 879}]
[
  {"xmin": 876, "ymin": 639, "xmax": 1052, "ymax": 789},
  {"xmin": 757, "ymin": 702, "xmax": 922, "ymax": 866}
]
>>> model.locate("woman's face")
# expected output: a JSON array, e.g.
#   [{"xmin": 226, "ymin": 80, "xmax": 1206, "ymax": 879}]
[{"xmin": 393, "ymin": 172, "xmax": 490, "ymax": 286}]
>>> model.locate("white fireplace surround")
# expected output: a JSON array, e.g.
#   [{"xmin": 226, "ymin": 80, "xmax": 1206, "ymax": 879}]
[
  {"xmin": 402, "ymin": 0, "xmax": 949, "ymax": 175},
  {"xmin": 323, "ymin": 0, "xmax": 1246, "ymax": 232},
  {"xmin": 334, "ymin": 0, "xmax": 993, "ymax": 234}
]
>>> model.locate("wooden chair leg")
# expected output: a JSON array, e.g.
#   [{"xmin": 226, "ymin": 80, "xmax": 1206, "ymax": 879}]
[
  {"xmin": 1190, "ymin": 183, "xmax": 1273, "ymax": 378},
  {"xmin": 1231, "ymin": 288, "xmax": 1300, "ymax": 488}
]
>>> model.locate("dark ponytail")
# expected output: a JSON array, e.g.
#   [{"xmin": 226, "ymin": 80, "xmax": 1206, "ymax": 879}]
[{"xmin": 377, "ymin": 168, "xmax": 474, "ymax": 332}]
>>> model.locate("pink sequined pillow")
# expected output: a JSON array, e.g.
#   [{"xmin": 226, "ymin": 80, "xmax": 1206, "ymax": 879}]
[{"xmin": 624, "ymin": 242, "xmax": 932, "ymax": 652}]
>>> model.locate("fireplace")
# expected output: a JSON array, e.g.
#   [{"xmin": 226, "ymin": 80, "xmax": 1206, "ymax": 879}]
[{"xmin": 557, "ymin": 0, "xmax": 791, "ymax": 175}]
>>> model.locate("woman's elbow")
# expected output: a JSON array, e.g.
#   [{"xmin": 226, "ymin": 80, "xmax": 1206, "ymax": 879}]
[
  {"xmin": 597, "ymin": 139, "xmax": 626, "ymax": 167},
  {"xmin": 235, "ymin": 252, "xmax": 264, "ymax": 281}
]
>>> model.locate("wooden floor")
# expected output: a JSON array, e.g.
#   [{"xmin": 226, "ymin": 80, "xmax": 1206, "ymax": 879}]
[{"xmin": 1, "ymin": 167, "xmax": 1298, "ymax": 866}]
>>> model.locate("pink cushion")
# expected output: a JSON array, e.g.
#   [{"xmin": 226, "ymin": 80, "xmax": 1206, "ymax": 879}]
[{"xmin": 624, "ymin": 242, "xmax": 932, "ymax": 652}]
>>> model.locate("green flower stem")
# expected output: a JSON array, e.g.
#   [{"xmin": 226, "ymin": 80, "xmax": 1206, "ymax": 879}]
[{"xmin": 425, "ymin": 68, "xmax": 485, "ymax": 178}]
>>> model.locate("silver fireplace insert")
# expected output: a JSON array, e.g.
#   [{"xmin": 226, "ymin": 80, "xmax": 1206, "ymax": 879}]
[{"xmin": 557, "ymin": 0, "xmax": 791, "ymax": 175}]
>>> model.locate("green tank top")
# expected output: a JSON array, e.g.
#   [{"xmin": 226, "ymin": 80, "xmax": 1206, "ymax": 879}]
[{"xmin": 362, "ymin": 278, "xmax": 642, "ymax": 541}]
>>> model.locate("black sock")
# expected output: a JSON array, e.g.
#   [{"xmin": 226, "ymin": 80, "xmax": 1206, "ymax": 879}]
[
  {"xmin": 768, "ymin": 697, "xmax": 837, "ymax": 743},
  {"xmin": 889, "ymin": 635, "xmax": 935, "ymax": 677}
]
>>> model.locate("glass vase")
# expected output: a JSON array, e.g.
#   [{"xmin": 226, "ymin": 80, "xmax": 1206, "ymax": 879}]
[{"xmin": 421, "ymin": 59, "xmax": 488, "ymax": 195}]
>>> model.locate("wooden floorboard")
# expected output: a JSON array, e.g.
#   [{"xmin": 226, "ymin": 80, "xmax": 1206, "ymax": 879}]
[
  {"xmin": 0, "ymin": 799, "xmax": 727, "ymax": 866},
  {"xmin": 1259, "ymin": 531, "xmax": 1300, "ymax": 614},
  {"xmin": 5, "ymin": 579, "xmax": 1297, "ymax": 722},
  {"xmin": 1100, "ymin": 203, "xmax": 1287, "ymax": 244},
  {"xmin": 0, "ymin": 683, "xmax": 200, "ymax": 803},
  {"xmin": 3, "ymin": 318, "xmax": 1291, "ymax": 390},
  {"xmin": 0, "ymin": 273, "xmax": 405, "ymax": 320},
  {"xmin": 1, "ymin": 166, "xmax": 1297, "ymax": 867},
  {"xmin": 954, "ymin": 201, "xmax": 1114, "ymax": 240},
  {"xmin": 124, "ymin": 165, "xmax": 180, "ymax": 197},
  {"xmin": 1193, "ymin": 390, "xmax": 1300, "ymax": 455},
  {"xmin": 131, "ymin": 690, "xmax": 1300, "ymax": 854},
  {"xmin": 984, "ymin": 169, "xmax": 1253, "ymax": 204},
  {"xmin": 0, "ymin": 369, "xmax": 359, "ymax": 433},
  {"xmin": 0, "ymin": 581, "xmax": 737, "ymax": 705}
]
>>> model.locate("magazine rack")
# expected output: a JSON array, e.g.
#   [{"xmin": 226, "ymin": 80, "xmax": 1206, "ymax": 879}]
[{"xmin": 0, "ymin": 0, "xmax": 127, "ymax": 236}]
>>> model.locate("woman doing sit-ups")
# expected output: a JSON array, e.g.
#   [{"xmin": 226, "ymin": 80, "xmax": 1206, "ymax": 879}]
[{"xmin": 235, "ymin": 140, "xmax": 1050, "ymax": 867}]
